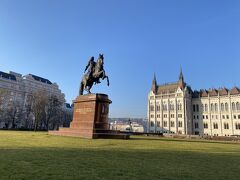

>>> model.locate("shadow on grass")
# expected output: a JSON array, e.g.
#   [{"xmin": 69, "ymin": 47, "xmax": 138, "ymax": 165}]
[{"xmin": 0, "ymin": 147, "xmax": 239, "ymax": 180}]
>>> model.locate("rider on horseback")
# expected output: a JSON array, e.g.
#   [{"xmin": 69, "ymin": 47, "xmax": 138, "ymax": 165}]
[
  {"xmin": 84, "ymin": 56, "xmax": 100, "ymax": 84},
  {"xmin": 79, "ymin": 54, "xmax": 109, "ymax": 95}
]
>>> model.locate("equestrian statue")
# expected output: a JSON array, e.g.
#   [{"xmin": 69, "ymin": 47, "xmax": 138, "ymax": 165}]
[{"xmin": 79, "ymin": 54, "xmax": 110, "ymax": 95}]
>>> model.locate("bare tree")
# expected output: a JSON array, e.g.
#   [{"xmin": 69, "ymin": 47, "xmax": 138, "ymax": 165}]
[
  {"xmin": 22, "ymin": 95, "xmax": 34, "ymax": 129},
  {"xmin": 61, "ymin": 108, "xmax": 73, "ymax": 128},
  {"xmin": 0, "ymin": 88, "xmax": 70, "ymax": 131},
  {"xmin": 32, "ymin": 91, "xmax": 48, "ymax": 131},
  {"xmin": 0, "ymin": 89, "xmax": 10, "ymax": 128},
  {"xmin": 5, "ymin": 100, "xmax": 24, "ymax": 129},
  {"xmin": 0, "ymin": 89, "xmax": 5, "ymax": 124},
  {"xmin": 44, "ymin": 95, "xmax": 63, "ymax": 130}
]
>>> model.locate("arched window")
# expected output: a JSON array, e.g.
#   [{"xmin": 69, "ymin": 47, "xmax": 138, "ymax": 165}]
[
  {"xmin": 213, "ymin": 123, "xmax": 218, "ymax": 129},
  {"xmin": 205, "ymin": 104, "xmax": 208, "ymax": 112},
  {"xmin": 210, "ymin": 104, "xmax": 214, "ymax": 112},
  {"xmin": 224, "ymin": 123, "xmax": 229, "ymax": 129},
  {"xmin": 225, "ymin": 103, "xmax": 229, "ymax": 112},
  {"xmin": 196, "ymin": 104, "xmax": 199, "ymax": 112},
  {"xmin": 179, "ymin": 103, "xmax": 182, "ymax": 111},
  {"xmin": 150, "ymin": 105, "xmax": 155, "ymax": 112},
  {"xmin": 221, "ymin": 103, "xmax": 224, "ymax": 111},
  {"xmin": 204, "ymin": 123, "xmax": 208, "ymax": 129},
  {"xmin": 169, "ymin": 101, "xmax": 174, "ymax": 111},
  {"xmin": 193, "ymin": 105, "xmax": 196, "ymax": 112},
  {"xmin": 201, "ymin": 104, "xmax": 204, "ymax": 112},
  {"xmin": 215, "ymin": 103, "xmax": 218, "ymax": 112},
  {"xmin": 150, "ymin": 121, "xmax": 154, "ymax": 127},
  {"xmin": 232, "ymin": 102, "xmax": 236, "ymax": 111},
  {"xmin": 163, "ymin": 102, "xmax": 167, "ymax": 111},
  {"xmin": 178, "ymin": 101, "xmax": 182, "ymax": 111},
  {"xmin": 235, "ymin": 123, "xmax": 240, "ymax": 130},
  {"xmin": 236, "ymin": 102, "xmax": 240, "ymax": 111}
]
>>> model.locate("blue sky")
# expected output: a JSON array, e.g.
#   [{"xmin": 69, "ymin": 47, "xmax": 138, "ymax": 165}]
[{"xmin": 0, "ymin": 0, "xmax": 240, "ymax": 118}]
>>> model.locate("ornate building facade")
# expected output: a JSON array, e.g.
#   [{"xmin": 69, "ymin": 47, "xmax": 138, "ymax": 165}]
[{"xmin": 148, "ymin": 70, "xmax": 240, "ymax": 136}]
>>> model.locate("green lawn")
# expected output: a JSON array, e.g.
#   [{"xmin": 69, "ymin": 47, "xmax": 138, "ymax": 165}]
[{"xmin": 0, "ymin": 131, "xmax": 239, "ymax": 180}]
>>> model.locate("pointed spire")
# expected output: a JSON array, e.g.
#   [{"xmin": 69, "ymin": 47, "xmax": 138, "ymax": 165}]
[
  {"xmin": 153, "ymin": 73, "xmax": 157, "ymax": 83},
  {"xmin": 178, "ymin": 66, "xmax": 185, "ymax": 89},
  {"xmin": 179, "ymin": 65, "xmax": 184, "ymax": 81},
  {"xmin": 152, "ymin": 73, "xmax": 157, "ymax": 94}
]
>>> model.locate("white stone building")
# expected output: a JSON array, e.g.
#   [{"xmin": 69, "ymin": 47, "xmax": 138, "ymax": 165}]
[
  {"xmin": 148, "ymin": 69, "xmax": 240, "ymax": 137},
  {"xmin": 0, "ymin": 71, "xmax": 66, "ymax": 128},
  {"xmin": 0, "ymin": 71, "xmax": 65, "ymax": 106},
  {"xmin": 192, "ymin": 87, "xmax": 240, "ymax": 137}
]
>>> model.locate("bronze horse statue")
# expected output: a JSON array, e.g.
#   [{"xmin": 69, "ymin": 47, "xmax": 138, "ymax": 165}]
[{"xmin": 79, "ymin": 54, "xmax": 109, "ymax": 95}]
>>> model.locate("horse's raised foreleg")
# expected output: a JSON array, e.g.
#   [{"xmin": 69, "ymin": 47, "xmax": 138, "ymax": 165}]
[
  {"xmin": 104, "ymin": 75, "xmax": 110, "ymax": 86},
  {"xmin": 107, "ymin": 76, "xmax": 110, "ymax": 86},
  {"xmin": 102, "ymin": 70, "xmax": 106, "ymax": 78},
  {"xmin": 100, "ymin": 71, "xmax": 109, "ymax": 86}
]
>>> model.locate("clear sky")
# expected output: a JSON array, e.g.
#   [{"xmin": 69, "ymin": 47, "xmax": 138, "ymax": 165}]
[{"xmin": 0, "ymin": 0, "xmax": 240, "ymax": 118}]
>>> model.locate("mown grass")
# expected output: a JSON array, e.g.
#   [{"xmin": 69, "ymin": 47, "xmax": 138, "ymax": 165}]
[{"xmin": 0, "ymin": 131, "xmax": 239, "ymax": 180}]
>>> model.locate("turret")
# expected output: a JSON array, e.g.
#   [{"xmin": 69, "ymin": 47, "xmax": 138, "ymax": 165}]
[
  {"xmin": 178, "ymin": 67, "xmax": 185, "ymax": 89},
  {"xmin": 152, "ymin": 73, "xmax": 157, "ymax": 94}
]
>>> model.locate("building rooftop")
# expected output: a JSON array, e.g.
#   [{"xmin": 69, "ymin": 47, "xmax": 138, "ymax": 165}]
[
  {"xmin": 157, "ymin": 82, "xmax": 180, "ymax": 94},
  {"xmin": 192, "ymin": 87, "xmax": 240, "ymax": 98},
  {"xmin": 151, "ymin": 68, "xmax": 240, "ymax": 98},
  {"xmin": 151, "ymin": 68, "xmax": 188, "ymax": 95},
  {"xmin": 0, "ymin": 71, "xmax": 17, "ymax": 81},
  {"xmin": 29, "ymin": 74, "xmax": 52, "ymax": 85}
]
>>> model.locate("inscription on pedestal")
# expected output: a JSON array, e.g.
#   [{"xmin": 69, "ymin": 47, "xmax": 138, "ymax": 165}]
[{"xmin": 76, "ymin": 108, "xmax": 93, "ymax": 115}]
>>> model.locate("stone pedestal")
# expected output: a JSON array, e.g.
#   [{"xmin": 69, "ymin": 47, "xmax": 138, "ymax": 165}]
[{"xmin": 49, "ymin": 94, "xmax": 129, "ymax": 139}]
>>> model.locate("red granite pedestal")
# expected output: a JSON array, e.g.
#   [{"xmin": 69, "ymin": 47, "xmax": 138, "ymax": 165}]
[{"xmin": 49, "ymin": 94, "xmax": 129, "ymax": 139}]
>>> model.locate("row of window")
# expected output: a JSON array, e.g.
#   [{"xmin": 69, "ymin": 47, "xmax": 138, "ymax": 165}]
[
  {"xmin": 151, "ymin": 121, "xmax": 183, "ymax": 128},
  {"xmin": 200, "ymin": 123, "xmax": 240, "ymax": 130},
  {"xmin": 154, "ymin": 131, "xmax": 180, "ymax": 134},
  {"xmin": 202, "ymin": 133, "xmax": 231, "ymax": 137},
  {"xmin": 150, "ymin": 103, "xmax": 183, "ymax": 112},
  {"xmin": 193, "ymin": 102, "xmax": 240, "ymax": 113},
  {"xmin": 150, "ymin": 114, "xmax": 183, "ymax": 119},
  {"xmin": 152, "ymin": 121, "xmax": 240, "ymax": 130},
  {"xmin": 193, "ymin": 114, "xmax": 240, "ymax": 120}
]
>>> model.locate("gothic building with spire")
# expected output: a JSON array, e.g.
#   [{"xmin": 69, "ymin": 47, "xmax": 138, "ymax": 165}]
[{"xmin": 148, "ymin": 69, "xmax": 240, "ymax": 136}]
